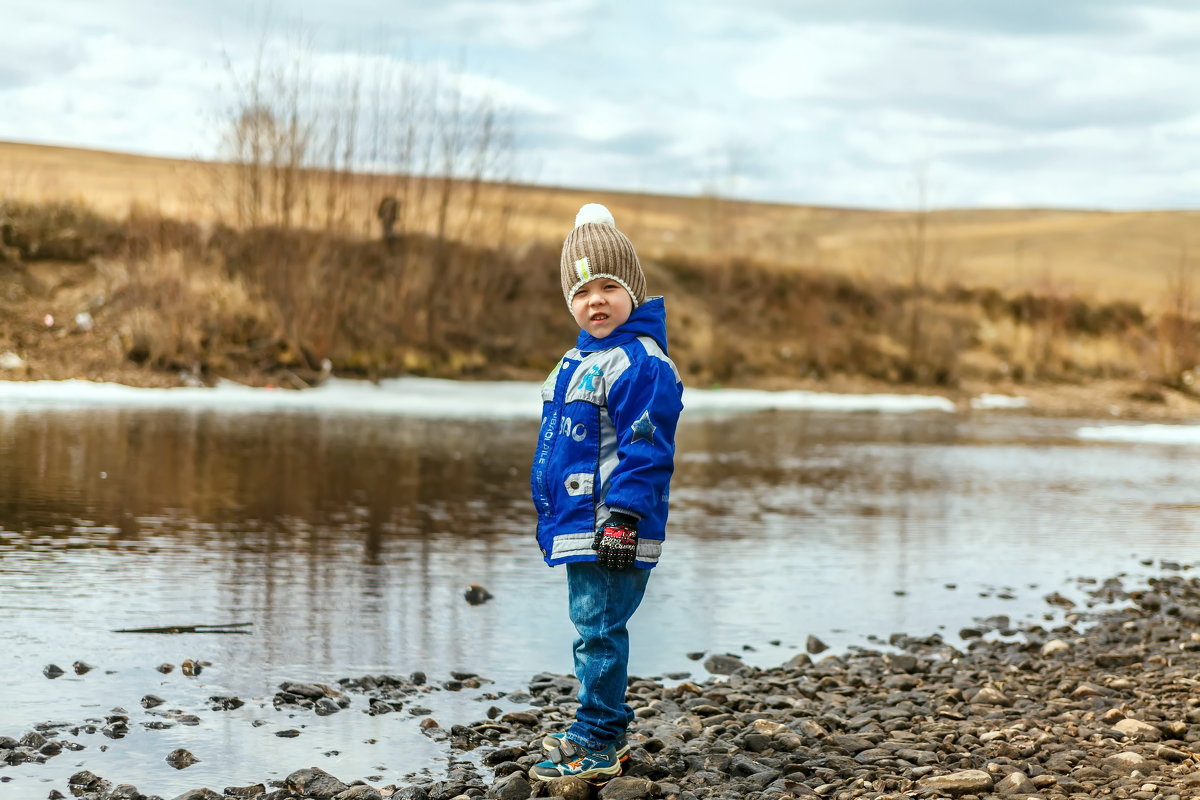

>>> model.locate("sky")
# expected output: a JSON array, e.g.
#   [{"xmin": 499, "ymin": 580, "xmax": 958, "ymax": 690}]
[{"xmin": 4, "ymin": 0, "xmax": 1200, "ymax": 209}]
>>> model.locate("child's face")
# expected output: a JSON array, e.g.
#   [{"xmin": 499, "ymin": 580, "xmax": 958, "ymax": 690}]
[{"xmin": 571, "ymin": 277, "xmax": 633, "ymax": 338}]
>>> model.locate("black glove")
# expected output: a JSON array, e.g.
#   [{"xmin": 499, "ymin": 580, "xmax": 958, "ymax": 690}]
[{"xmin": 593, "ymin": 511, "xmax": 639, "ymax": 571}]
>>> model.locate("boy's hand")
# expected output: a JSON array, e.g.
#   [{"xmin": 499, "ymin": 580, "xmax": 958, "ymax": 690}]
[{"xmin": 593, "ymin": 512, "xmax": 639, "ymax": 570}]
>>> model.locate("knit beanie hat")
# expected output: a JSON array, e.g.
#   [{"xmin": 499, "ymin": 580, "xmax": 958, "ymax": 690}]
[{"xmin": 560, "ymin": 203, "xmax": 646, "ymax": 309}]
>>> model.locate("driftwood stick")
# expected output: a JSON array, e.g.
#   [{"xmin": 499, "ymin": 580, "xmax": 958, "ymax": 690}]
[{"xmin": 112, "ymin": 622, "xmax": 253, "ymax": 634}]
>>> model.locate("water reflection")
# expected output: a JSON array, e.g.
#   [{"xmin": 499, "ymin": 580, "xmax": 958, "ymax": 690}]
[{"xmin": 0, "ymin": 404, "xmax": 1198, "ymax": 795}]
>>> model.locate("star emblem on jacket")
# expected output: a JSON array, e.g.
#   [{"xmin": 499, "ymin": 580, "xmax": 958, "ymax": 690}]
[{"xmin": 630, "ymin": 410, "xmax": 656, "ymax": 444}]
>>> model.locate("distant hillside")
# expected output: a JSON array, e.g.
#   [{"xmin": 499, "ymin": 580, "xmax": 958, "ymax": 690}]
[
  {"xmin": 1, "ymin": 140, "xmax": 1197, "ymax": 417},
  {"xmin": 3, "ymin": 140, "xmax": 1197, "ymax": 310}
]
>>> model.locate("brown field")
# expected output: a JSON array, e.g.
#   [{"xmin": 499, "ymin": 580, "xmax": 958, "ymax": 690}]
[
  {"xmin": 1, "ymin": 140, "xmax": 1198, "ymax": 419},
  {"xmin": 3, "ymin": 140, "xmax": 1198, "ymax": 309}
]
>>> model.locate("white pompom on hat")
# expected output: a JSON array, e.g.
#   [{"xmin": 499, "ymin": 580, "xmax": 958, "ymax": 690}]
[
  {"xmin": 575, "ymin": 203, "xmax": 616, "ymax": 228},
  {"xmin": 560, "ymin": 203, "xmax": 646, "ymax": 309}
]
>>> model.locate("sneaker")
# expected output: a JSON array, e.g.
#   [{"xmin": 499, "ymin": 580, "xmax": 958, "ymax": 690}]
[
  {"xmin": 541, "ymin": 731, "xmax": 631, "ymax": 760},
  {"xmin": 529, "ymin": 738, "xmax": 623, "ymax": 782}
]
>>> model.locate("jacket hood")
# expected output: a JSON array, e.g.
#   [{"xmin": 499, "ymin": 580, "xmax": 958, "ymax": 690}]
[{"xmin": 575, "ymin": 296, "xmax": 669, "ymax": 354}]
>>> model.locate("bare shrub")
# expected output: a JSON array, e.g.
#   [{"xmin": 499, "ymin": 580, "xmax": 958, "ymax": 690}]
[
  {"xmin": 106, "ymin": 251, "xmax": 278, "ymax": 375},
  {"xmin": 1158, "ymin": 244, "xmax": 1199, "ymax": 391},
  {"xmin": 214, "ymin": 34, "xmax": 517, "ymax": 251}
]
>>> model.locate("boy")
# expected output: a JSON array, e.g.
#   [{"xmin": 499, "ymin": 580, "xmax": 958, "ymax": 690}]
[{"xmin": 529, "ymin": 203, "xmax": 684, "ymax": 782}]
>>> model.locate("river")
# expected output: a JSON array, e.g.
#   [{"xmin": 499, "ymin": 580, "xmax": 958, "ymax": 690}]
[{"xmin": 0, "ymin": 379, "xmax": 1197, "ymax": 797}]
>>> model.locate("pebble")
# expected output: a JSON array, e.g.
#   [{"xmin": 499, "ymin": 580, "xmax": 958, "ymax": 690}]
[
  {"xmin": 1041, "ymin": 638, "xmax": 1071, "ymax": 656},
  {"xmin": 165, "ymin": 748, "xmax": 200, "ymax": 769},
  {"xmin": 1113, "ymin": 718, "xmax": 1162, "ymax": 741},
  {"xmin": 284, "ymin": 766, "xmax": 348, "ymax": 797},
  {"xmin": 701, "ymin": 653, "xmax": 743, "ymax": 675}
]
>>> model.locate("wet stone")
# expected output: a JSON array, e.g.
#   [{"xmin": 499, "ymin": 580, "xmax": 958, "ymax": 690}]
[
  {"xmin": 968, "ymin": 686, "xmax": 1011, "ymax": 706},
  {"xmin": 545, "ymin": 777, "xmax": 591, "ymax": 799},
  {"xmin": 994, "ymin": 771, "xmax": 1037, "ymax": 795},
  {"xmin": 501, "ymin": 711, "xmax": 539, "ymax": 727},
  {"xmin": 281, "ymin": 681, "xmax": 328, "ymax": 699},
  {"xmin": 919, "ymin": 769, "xmax": 993, "ymax": 796},
  {"xmin": 203, "ymin": 694, "xmax": 243, "ymax": 712},
  {"xmin": 315, "ymin": 698, "xmax": 342, "ymax": 715},
  {"xmin": 165, "ymin": 748, "xmax": 200, "ymax": 769},
  {"xmin": 285, "ymin": 766, "xmax": 349, "ymax": 798},
  {"xmin": 336, "ymin": 786, "xmax": 385, "ymax": 800},
  {"xmin": 171, "ymin": 790, "xmax": 222, "ymax": 800},
  {"xmin": 702, "ymin": 654, "xmax": 744, "ymax": 675},
  {"xmin": 68, "ymin": 770, "xmax": 111, "ymax": 795},
  {"xmin": 1096, "ymin": 651, "xmax": 1142, "ymax": 668},
  {"xmin": 18, "ymin": 731, "xmax": 47, "ymax": 749},
  {"xmin": 1105, "ymin": 751, "xmax": 1150, "ymax": 773},
  {"xmin": 1158, "ymin": 745, "xmax": 1189, "ymax": 762},
  {"xmin": 141, "ymin": 695, "xmax": 166, "ymax": 709},
  {"xmin": 1113, "ymin": 718, "xmax": 1162, "ymax": 741},
  {"xmin": 597, "ymin": 776, "xmax": 653, "ymax": 800},
  {"xmin": 482, "ymin": 746, "xmax": 526, "ymax": 766},
  {"xmin": 485, "ymin": 772, "xmax": 531, "ymax": 800}
]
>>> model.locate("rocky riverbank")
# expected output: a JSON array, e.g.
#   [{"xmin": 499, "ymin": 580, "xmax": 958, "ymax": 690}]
[{"xmin": 7, "ymin": 568, "xmax": 1200, "ymax": 800}]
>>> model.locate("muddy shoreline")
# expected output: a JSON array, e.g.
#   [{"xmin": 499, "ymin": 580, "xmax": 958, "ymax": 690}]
[{"xmin": 7, "ymin": 566, "xmax": 1200, "ymax": 800}]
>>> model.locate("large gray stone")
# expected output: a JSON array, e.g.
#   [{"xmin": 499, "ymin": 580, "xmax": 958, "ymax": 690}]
[
  {"xmin": 544, "ymin": 776, "xmax": 590, "ymax": 800},
  {"xmin": 702, "ymin": 654, "xmax": 744, "ymax": 675},
  {"xmin": 994, "ymin": 771, "xmax": 1037, "ymax": 795},
  {"xmin": 1113, "ymin": 718, "xmax": 1162, "ymax": 741},
  {"xmin": 69, "ymin": 770, "xmax": 111, "ymax": 795},
  {"xmin": 918, "ymin": 769, "xmax": 994, "ymax": 796},
  {"xmin": 285, "ymin": 767, "xmax": 350, "ymax": 799},
  {"xmin": 165, "ymin": 748, "xmax": 200, "ymax": 769},
  {"xmin": 968, "ymin": 686, "xmax": 1011, "ymax": 706},
  {"xmin": 335, "ymin": 786, "xmax": 385, "ymax": 800},
  {"xmin": 597, "ymin": 776, "xmax": 653, "ymax": 800},
  {"xmin": 1105, "ymin": 751, "xmax": 1150, "ymax": 773},
  {"xmin": 485, "ymin": 772, "xmax": 531, "ymax": 800},
  {"xmin": 171, "ymin": 790, "xmax": 222, "ymax": 800}
]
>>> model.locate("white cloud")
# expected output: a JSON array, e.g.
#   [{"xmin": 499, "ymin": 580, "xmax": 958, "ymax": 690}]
[{"xmin": 2, "ymin": 0, "xmax": 1200, "ymax": 208}]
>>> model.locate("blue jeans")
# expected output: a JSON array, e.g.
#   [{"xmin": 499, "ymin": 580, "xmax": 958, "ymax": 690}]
[{"xmin": 565, "ymin": 562, "xmax": 651, "ymax": 750}]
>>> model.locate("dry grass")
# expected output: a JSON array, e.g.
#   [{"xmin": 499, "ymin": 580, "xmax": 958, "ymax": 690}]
[
  {"xmin": 5, "ymin": 141, "xmax": 1199, "ymax": 310},
  {"xmin": 1, "ymin": 141, "xmax": 1197, "ymax": 399}
]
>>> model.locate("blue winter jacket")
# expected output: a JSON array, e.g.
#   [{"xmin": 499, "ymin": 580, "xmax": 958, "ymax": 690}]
[{"xmin": 531, "ymin": 297, "xmax": 684, "ymax": 568}]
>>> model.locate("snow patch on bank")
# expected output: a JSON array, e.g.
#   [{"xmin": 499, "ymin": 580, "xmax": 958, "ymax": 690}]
[
  {"xmin": 1077, "ymin": 424, "xmax": 1200, "ymax": 446},
  {"xmin": 970, "ymin": 393, "xmax": 1029, "ymax": 410},
  {"xmin": 685, "ymin": 387, "xmax": 955, "ymax": 414},
  {"xmin": 0, "ymin": 377, "xmax": 957, "ymax": 418}
]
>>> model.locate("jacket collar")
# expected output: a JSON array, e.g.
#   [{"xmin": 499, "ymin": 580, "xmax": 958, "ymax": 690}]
[{"xmin": 575, "ymin": 296, "xmax": 670, "ymax": 354}]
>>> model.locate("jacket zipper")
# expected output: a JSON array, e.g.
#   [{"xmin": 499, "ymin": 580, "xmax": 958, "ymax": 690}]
[{"xmin": 533, "ymin": 358, "xmax": 573, "ymax": 520}]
